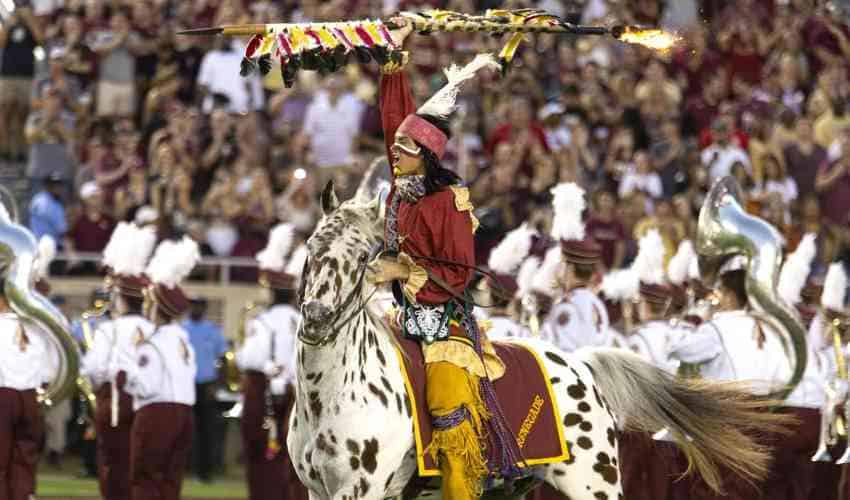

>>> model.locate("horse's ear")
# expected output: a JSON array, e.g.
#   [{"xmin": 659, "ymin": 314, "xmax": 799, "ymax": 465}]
[
  {"xmin": 321, "ymin": 180, "xmax": 339, "ymax": 215},
  {"xmin": 367, "ymin": 189, "xmax": 387, "ymax": 221}
]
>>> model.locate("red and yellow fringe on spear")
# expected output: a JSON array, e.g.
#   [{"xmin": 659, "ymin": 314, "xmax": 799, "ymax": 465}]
[{"xmin": 179, "ymin": 9, "xmax": 680, "ymax": 87}]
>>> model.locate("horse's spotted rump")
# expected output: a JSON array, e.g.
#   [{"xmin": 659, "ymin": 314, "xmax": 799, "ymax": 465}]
[
  {"xmin": 346, "ymin": 439, "xmax": 360, "ymax": 455},
  {"xmin": 553, "ymin": 468, "xmax": 566, "ymax": 477},
  {"xmin": 551, "ymin": 377, "xmax": 561, "ymax": 384},
  {"xmin": 359, "ymin": 477, "xmax": 370, "ymax": 496},
  {"xmin": 577, "ymin": 437, "xmax": 593, "ymax": 449},
  {"xmin": 361, "ymin": 438, "xmax": 379, "ymax": 474},
  {"xmin": 368, "ymin": 383, "xmax": 389, "ymax": 407},
  {"xmin": 594, "ymin": 492, "xmax": 608, "ymax": 500},
  {"xmin": 350, "ymin": 457, "xmax": 360, "ymax": 470},
  {"xmin": 564, "ymin": 413, "xmax": 583, "ymax": 426},
  {"xmin": 567, "ymin": 384, "xmax": 587, "ymax": 399},
  {"xmin": 580, "ymin": 421, "xmax": 593, "ymax": 432},
  {"xmin": 545, "ymin": 351, "xmax": 569, "ymax": 366},
  {"xmin": 607, "ymin": 428, "xmax": 616, "ymax": 447},
  {"xmin": 593, "ymin": 452, "xmax": 618, "ymax": 485},
  {"xmin": 578, "ymin": 401, "xmax": 591, "ymax": 412}
]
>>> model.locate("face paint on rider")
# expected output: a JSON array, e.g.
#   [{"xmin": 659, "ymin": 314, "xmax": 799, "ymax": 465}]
[{"xmin": 391, "ymin": 133, "xmax": 425, "ymax": 177}]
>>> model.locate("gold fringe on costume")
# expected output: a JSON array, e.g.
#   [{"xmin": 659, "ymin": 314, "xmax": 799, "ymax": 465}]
[{"xmin": 425, "ymin": 362, "xmax": 492, "ymax": 500}]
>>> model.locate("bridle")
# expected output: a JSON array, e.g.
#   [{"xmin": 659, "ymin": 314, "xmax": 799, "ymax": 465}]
[{"xmin": 296, "ymin": 244, "xmax": 381, "ymax": 347}]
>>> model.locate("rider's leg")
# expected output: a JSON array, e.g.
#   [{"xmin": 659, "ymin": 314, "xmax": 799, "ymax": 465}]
[{"xmin": 425, "ymin": 361, "xmax": 488, "ymax": 500}]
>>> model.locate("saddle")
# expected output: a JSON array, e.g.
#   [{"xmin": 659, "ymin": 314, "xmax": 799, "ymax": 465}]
[{"xmin": 393, "ymin": 331, "xmax": 570, "ymax": 478}]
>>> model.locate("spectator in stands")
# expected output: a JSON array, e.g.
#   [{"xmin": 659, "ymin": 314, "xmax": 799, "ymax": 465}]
[
  {"xmin": 197, "ymin": 38, "xmax": 264, "ymax": 113},
  {"xmin": 702, "ymin": 117, "xmax": 751, "ymax": 182},
  {"xmin": 784, "ymin": 116, "xmax": 827, "ymax": 199},
  {"xmin": 64, "ymin": 182, "xmax": 115, "ymax": 275},
  {"xmin": 586, "ymin": 190, "xmax": 627, "ymax": 271},
  {"xmin": 0, "ymin": 7, "xmax": 43, "ymax": 162},
  {"xmin": 29, "ymin": 174, "xmax": 67, "ymax": 243},
  {"xmin": 299, "ymin": 74, "xmax": 365, "ymax": 188},
  {"xmin": 24, "ymin": 87, "xmax": 76, "ymax": 189},
  {"xmin": 89, "ymin": 8, "xmax": 143, "ymax": 118},
  {"xmin": 32, "ymin": 47, "xmax": 83, "ymax": 114},
  {"xmin": 618, "ymin": 150, "xmax": 663, "ymax": 200},
  {"xmin": 56, "ymin": 13, "xmax": 94, "ymax": 90},
  {"xmin": 815, "ymin": 123, "xmax": 850, "ymax": 226},
  {"xmin": 751, "ymin": 154, "xmax": 798, "ymax": 207},
  {"xmin": 652, "ymin": 120, "xmax": 688, "ymax": 197}
]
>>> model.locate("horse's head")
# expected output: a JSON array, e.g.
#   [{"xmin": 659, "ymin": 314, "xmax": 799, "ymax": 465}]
[{"xmin": 299, "ymin": 181, "xmax": 384, "ymax": 342}]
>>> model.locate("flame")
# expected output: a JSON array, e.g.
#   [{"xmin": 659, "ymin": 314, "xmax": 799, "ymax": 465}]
[{"xmin": 618, "ymin": 28, "xmax": 680, "ymax": 52}]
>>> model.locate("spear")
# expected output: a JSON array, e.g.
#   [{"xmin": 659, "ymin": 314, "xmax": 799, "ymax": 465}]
[
  {"xmin": 177, "ymin": 10, "xmax": 680, "ymax": 51},
  {"xmin": 176, "ymin": 10, "xmax": 680, "ymax": 86}
]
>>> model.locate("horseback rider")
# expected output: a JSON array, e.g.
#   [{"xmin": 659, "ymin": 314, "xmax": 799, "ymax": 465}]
[{"xmin": 365, "ymin": 18, "xmax": 517, "ymax": 500}]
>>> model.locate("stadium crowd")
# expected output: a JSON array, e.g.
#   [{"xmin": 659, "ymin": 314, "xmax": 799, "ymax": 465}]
[{"xmin": 10, "ymin": 0, "xmax": 850, "ymax": 282}]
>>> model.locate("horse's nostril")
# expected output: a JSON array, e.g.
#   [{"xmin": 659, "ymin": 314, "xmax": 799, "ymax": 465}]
[{"xmin": 304, "ymin": 300, "xmax": 331, "ymax": 321}]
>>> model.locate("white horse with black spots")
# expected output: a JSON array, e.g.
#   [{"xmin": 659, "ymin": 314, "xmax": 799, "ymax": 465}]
[{"xmin": 287, "ymin": 183, "xmax": 787, "ymax": 500}]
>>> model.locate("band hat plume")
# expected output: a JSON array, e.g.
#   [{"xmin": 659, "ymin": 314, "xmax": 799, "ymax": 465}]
[
  {"xmin": 34, "ymin": 235, "xmax": 57, "ymax": 295},
  {"xmin": 36, "ymin": 236, "xmax": 56, "ymax": 281},
  {"xmin": 285, "ymin": 244, "xmax": 308, "ymax": 279},
  {"xmin": 486, "ymin": 223, "xmax": 536, "ymax": 298},
  {"xmin": 256, "ymin": 223, "xmax": 297, "ymax": 289},
  {"xmin": 531, "ymin": 246, "xmax": 562, "ymax": 297},
  {"xmin": 549, "ymin": 182, "xmax": 601, "ymax": 265},
  {"xmin": 821, "ymin": 262, "xmax": 848, "ymax": 312},
  {"xmin": 600, "ymin": 268, "xmax": 640, "ymax": 302},
  {"xmin": 778, "ymin": 233, "xmax": 817, "ymax": 306},
  {"xmin": 102, "ymin": 222, "xmax": 158, "ymax": 297},
  {"xmin": 398, "ymin": 53, "xmax": 500, "ymax": 159},
  {"xmin": 146, "ymin": 236, "xmax": 201, "ymax": 318},
  {"xmin": 667, "ymin": 239, "xmax": 696, "ymax": 286},
  {"xmin": 488, "ymin": 223, "xmax": 535, "ymax": 275},
  {"xmin": 515, "ymin": 256, "xmax": 541, "ymax": 299}
]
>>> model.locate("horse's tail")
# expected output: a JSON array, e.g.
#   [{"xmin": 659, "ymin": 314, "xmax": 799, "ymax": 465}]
[{"xmin": 576, "ymin": 348, "xmax": 793, "ymax": 494}]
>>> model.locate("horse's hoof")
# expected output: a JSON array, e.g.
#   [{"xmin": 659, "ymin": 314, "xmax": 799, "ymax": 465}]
[{"xmin": 836, "ymin": 451, "xmax": 850, "ymax": 465}]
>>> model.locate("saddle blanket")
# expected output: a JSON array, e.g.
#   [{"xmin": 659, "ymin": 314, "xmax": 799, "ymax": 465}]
[{"xmin": 394, "ymin": 335, "xmax": 570, "ymax": 476}]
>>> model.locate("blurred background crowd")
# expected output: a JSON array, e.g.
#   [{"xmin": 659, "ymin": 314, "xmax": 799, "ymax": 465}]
[{"xmin": 5, "ymin": 0, "xmax": 850, "ymax": 283}]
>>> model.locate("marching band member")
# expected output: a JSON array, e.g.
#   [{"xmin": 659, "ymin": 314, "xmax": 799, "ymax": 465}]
[
  {"xmin": 666, "ymin": 257, "xmax": 796, "ymax": 499},
  {"xmin": 0, "ymin": 277, "xmax": 58, "ymax": 500},
  {"xmin": 117, "ymin": 236, "xmax": 200, "ymax": 500},
  {"xmin": 616, "ymin": 231, "xmax": 686, "ymax": 500},
  {"xmin": 768, "ymin": 233, "xmax": 832, "ymax": 500},
  {"xmin": 810, "ymin": 263, "xmax": 849, "ymax": 500},
  {"xmin": 482, "ymin": 224, "xmax": 535, "ymax": 340},
  {"xmin": 540, "ymin": 183, "xmax": 610, "ymax": 353},
  {"xmin": 235, "ymin": 223, "xmax": 306, "ymax": 500},
  {"xmin": 82, "ymin": 222, "xmax": 157, "ymax": 500}
]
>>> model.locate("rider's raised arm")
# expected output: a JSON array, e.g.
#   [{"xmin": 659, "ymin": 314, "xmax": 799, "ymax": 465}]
[{"xmin": 379, "ymin": 56, "xmax": 416, "ymax": 180}]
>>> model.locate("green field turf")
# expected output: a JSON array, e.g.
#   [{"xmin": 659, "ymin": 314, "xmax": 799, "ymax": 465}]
[{"xmin": 38, "ymin": 473, "xmax": 248, "ymax": 498}]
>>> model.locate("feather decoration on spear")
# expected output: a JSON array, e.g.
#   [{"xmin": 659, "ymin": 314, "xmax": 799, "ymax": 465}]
[{"xmin": 178, "ymin": 9, "xmax": 680, "ymax": 86}]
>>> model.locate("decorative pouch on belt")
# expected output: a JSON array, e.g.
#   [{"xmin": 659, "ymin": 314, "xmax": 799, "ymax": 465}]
[{"xmin": 403, "ymin": 301, "xmax": 454, "ymax": 344}]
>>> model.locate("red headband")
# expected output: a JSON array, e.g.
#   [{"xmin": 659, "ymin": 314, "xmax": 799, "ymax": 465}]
[{"xmin": 397, "ymin": 114, "xmax": 448, "ymax": 160}]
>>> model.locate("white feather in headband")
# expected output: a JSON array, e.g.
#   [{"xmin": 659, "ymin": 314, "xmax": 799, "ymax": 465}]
[
  {"xmin": 256, "ymin": 223, "xmax": 295, "ymax": 272},
  {"xmin": 285, "ymin": 244, "xmax": 308, "ymax": 278},
  {"xmin": 668, "ymin": 240, "xmax": 696, "ymax": 286},
  {"xmin": 417, "ymin": 53, "xmax": 500, "ymax": 120},
  {"xmin": 633, "ymin": 229, "xmax": 666, "ymax": 285},
  {"xmin": 821, "ymin": 263, "xmax": 848, "ymax": 311},
  {"xmin": 515, "ymin": 256, "xmax": 541, "ymax": 299},
  {"xmin": 549, "ymin": 183, "xmax": 586, "ymax": 242},
  {"xmin": 146, "ymin": 236, "xmax": 201, "ymax": 288},
  {"xmin": 778, "ymin": 233, "xmax": 817, "ymax": 306},
  {"xmin": 531, "ymin": 247, "xmax": 562, "ymax": 297},
  {"xmin": 102, "ymin": 222, "xmax": 135, "ymax": 270},
  {"xmin": 488, "ymin": 224, "xmax": 535, "ymax": 275},
  {"xmin": 36, "ymin": 236, "xmax": 56, "ymax": 280}
]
